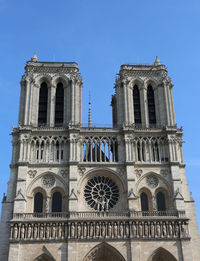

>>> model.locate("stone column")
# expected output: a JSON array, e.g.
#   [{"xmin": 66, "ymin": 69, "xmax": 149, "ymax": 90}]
[
  {"xmin": 24, "ymin": 78, "xmax": 31, "ymax": 125},
  {"xmin": 140, "ymin": 86, "xmax": 148, "ymax": 127},
  {"xmin": 49, "ymin": 84, "xmax": 56, "ymax": 127}
]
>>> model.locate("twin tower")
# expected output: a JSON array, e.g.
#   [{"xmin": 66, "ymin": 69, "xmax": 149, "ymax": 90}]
[{"xmin": 0, "ymin": 55, "xmax": 199, "ymax": 261}]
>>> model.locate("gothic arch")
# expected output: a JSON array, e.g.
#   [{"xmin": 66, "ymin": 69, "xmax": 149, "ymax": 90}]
[
  {"xmin": 144, "ymin": 78, "xmax": 158, "ymax": 90},
  {"xmin": 35, "ymin": 74, "xmax": 52, "ymax": 87},
  {"xmin": 34, "ymin": 253, "xmax": 55, "ymax": 261},
  {"xmin": 129, "ymin": 78, "xmax": 144, "ymax": 89},
  {"xmin": 147, "ymin": 247, "xmax": 177, "ymax": 261},
  {"xmin": 83, "ymin": 242, "xmax": 126, "ymax": 261},
  {"xmin": 52, "ymin": 74, "xmax": 70, "ymax": 88}
]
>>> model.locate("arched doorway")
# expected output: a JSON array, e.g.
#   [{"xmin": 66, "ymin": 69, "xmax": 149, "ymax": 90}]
[
  {"xmin": 148, "ymin": 247, "xmax": 177, "ymax": 261},
  {"xmin": 83, "ymin": 242, "xmax": 125, "ymax": 261}
]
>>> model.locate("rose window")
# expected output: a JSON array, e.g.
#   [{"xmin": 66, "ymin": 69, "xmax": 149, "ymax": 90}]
[{"xmin": 84, "ymin": 176, "xmax": 119, "ymax": 211}]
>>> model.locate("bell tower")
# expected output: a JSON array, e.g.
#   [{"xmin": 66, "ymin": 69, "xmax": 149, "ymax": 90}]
[
  {"xmin": 112, "ymin": 57, "xmax": 176, "ymax": 128},
  {"xmin": 18, "ymin": 53, "xmax": 82, "ymax": 127}
]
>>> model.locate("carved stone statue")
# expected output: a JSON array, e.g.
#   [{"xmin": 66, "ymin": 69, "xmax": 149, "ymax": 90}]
[
  {"xmin": 71, "ymin": 223, "xmax": 75, "ymax": 238},
  {"xmin": 119, "ymin": 222, "xmax": 124, "ymax": 238},
  {"xmin": 150, "ymin": 222, "xmax": 155, "ymax": 237},
  {"xmin": 174, "ymin": 223, "xmax": 179, "ymax": 237},
  {"xmin": 27, "ymin": 224, "xmax": 32, "ymax": 239},
  {"xmin": 168, "ymin": 222, "xmax": 173, "ymax": 237},
  {"xmin": 21, "ymin": 224, "xmax": 25, "ymax": 239},
  {"xmin": 144, "ymin": 222, "xmax": 148, "ymax": 237},
  {"xmin": 95, "ymin": 222, "xmax": 100, "ymax": 237},
  {"xmin": 132, "ymin": 222, "xmax": 137, "ymax": 237},
  {"xmin": 113, "ymin": 222, "xmax": 118, "ymax": 237},
  {"xmin": 108, "ymin": 222, "xmax": 112, "ymax": 237},
  {"xmin": 125, "ymin": 222, "xmax": 129, "ymax": 238},
  {"xmin": 40, "ymin": 224, "xmax": 44, "ymax": 238},
  {"xmin": 33, "ymin": 224, "xmax": 38, "ymax": 239},
  {"xmin": 156, "ymin": 222, "xmax": 161, "ymax": 237},
  {"xmin": 77, "ymin": 223, "xmax": 82, "ymax": 238},
  {"xmin": 13, "ymin": 225, "xmax": 18, "ymax": 239},
  {"xmin": 89, "ymin": 223, "xmax": 94, "ymax": 238},
  {"xmin": 83, "ymin": 223, "xmax": 87, "ymax": 238},
  {"xmin": 162, "ymin": 222, "xmax": 167, "ymax": 237},
  {"xmin": 46, "ymin": 224, "xmax": 50, "ymax": 239},
  {"xmin": 138, "ymin": 222, "xmax": 143, "ymax": 237},
  {"xmin": 101, "ymin": 222, "xmax": 106, "ymax": 237},
  {"xmin": 52, "ymin": 223, "xmax": 56, "ymax": 238}
]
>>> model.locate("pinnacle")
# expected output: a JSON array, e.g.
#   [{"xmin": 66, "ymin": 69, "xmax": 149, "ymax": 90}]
[
  {"xmin": 154, "ymin": 56, "xmax": 161, "ymax": 66},
  {"xmin": 31, "ymin": 52, "xmax": 38, "ymax": 62}
]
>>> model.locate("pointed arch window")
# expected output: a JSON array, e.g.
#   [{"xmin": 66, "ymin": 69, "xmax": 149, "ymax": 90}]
[
  {"xmin": 55, "ymin": 82, "xmax": 64, "ymax": 126},
  {"xmin": 156, "ymin": 191, "xmax": 166, "ymax": 211},
  {"xmin": 133, "ymin": 85, "xmax": 141, "ymax": 124},
  {"xmin": 34, "ymin": 192, "xmax": 43, "ymax": 213},
  {"xmin": 147, "ymin": 85, "xmax": 156, "ymax": 125},
  {"xmin": 140, "ymin": 192, "xmax": 149, "ymax": 211},
  {"xmin": 38, "ymin": 82, "xmax": 48, "ymax": 126},
  {"xmin": 52, "ymin": 192, "xmax": 62, "ymax": 212}
]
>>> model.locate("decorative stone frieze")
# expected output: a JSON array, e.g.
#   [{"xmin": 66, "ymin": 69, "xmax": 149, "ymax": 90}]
[
  {"xmin": 10, "ymin": 219, "xmax": 189, "ymax": 241},
  {"xmin": 27, "ymin": 170, "xmax": 37, "ymax": 178}
]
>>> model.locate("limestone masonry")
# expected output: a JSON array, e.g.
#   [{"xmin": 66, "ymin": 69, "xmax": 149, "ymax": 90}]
[{"xmin": 0, "ymin": 55, "xmax": 199, "ymax": 261}]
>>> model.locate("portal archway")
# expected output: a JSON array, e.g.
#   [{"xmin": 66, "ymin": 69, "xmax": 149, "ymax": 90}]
[
  {"xmin": 83, "ymin": 242, "xmax": 126, "ymax": 261},
  {"xmin": 148, "ymin": 247, "xmax": 177, "ymax": 261}
]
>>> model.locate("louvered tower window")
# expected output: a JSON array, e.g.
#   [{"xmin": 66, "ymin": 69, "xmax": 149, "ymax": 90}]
[
  {"xmin": 55, "ymin": 82, "xmax": 64, "ymax": 125},
  {"xmin": 147, "ymin": 85, "xmax": 156, "ymax": 124},
  {"xmin": 38, "ymin": 82, "xmax": 48, "ymax": 125},
  {"xmin": 133, "ymin": 85, "xmax": 141, "ymax": 124}
]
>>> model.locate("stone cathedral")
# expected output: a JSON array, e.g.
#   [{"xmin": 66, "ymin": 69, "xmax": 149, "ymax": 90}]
[{"xmin": 0, "ymin": 54, "xmax": 200, "ymax": 261}]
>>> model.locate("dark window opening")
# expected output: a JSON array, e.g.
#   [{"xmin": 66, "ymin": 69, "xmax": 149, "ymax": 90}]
[
  {"xmin": 52, "ymin": 192, "xmax": 62, "ymax": 212},
  {"xmin": 140, "ymin": 192, "xmax": 149, "ymax": 211},
  {"xmin": 38, "ymin": 82, "xmax": 48, "ymax": 125},
  {"xmin": 147, "ymin": 85, "xmax": 156, "ymax": 124},
  {"xmin": 156, "ymin": 191, "xmax": 166, "ymax": 211},
  {"xmin": 55, "ymin": 82, "xmax": 64, "ymax": 126},
  {"xmin": 133, "ymin": 85, "xmax": 141, "ymax": 124},
  {"xmin": 34, "ymin": 192, "xmax": 43, "ymax": 213}
]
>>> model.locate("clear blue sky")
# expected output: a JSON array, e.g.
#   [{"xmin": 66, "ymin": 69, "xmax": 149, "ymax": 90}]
[{"xmin": 0, "ymin": 0, "xmax": 200, "ymax": 226}]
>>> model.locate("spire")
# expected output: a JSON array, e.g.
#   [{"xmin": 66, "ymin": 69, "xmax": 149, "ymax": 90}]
[
  {"xmin": 88, "ymin": 92, "xmax": 92, "ymax": 128},
  {"xmin": 31, "ymin": 52, "xmax": 38, "ymax": 62},
  {"xmin": 154, "ymin": 56, "xmax": 161, "ymax": 66}
]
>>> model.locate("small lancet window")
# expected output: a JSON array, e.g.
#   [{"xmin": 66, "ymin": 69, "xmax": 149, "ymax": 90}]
[
  {"xmin": 140, "ymin": 192, "xmax": 149, "ymax": 211},
  {"xmin": 38, "ymin": 82, "xmax": 48, "ymax": 126},
  {"xmin": 147, "ymin": 85, "xmax": 156, "ymax": 125},
  {"xmin": 52, "ymin": 192, "xmax": 62, "ymax": 212},
  {"xmin": 133, "ymin": 85, "xmax": 141, "ymax": 124},
  {"xmin": 55, "ymin": 82, "xmax": 64, "ymax": 126},
  {"xmin": 156, "ymin": 191, "xmax": 166, "ymax": 211},
  {"xmin": 34, "ymin": 192, "xmax": 43, "ymax": 213}
]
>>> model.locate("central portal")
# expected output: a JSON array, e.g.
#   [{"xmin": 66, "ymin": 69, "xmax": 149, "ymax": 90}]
[{"xmin": 83, "ymin": 243, "xmax": 125, "ymax": 261}]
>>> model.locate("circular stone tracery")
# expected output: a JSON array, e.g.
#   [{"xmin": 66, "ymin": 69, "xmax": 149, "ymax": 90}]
[{"xmin": 84, "ymin": 176, "xmax": 119, "ymax": 211}]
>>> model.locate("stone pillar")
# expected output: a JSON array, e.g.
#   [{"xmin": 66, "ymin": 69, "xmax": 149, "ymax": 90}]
[
  {"xmin": 140, "ymin": 86, "xmax": 148, "ymax": 127},
  {"xmin": 49, "ymin": 84, "xmax": 56, "ymax": 127},
  {"xmin": 24, "ymin": 78, "xmax": 31, "ymax": 125}
]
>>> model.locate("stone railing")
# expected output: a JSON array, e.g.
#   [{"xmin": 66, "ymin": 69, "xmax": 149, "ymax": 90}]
[
  {"xmin": 12, "ymin": 210, "xmax": 186, "ymax": 220},
  {"xmin": 10, "ymin": 219, "xmax": 189, "ymax": 242}
]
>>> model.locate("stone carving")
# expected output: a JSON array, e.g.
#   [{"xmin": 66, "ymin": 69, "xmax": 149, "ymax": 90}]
[
  {"xmin": 10, "ymin": 220, "xmax": 189, "ymax": 241},
  {"xmin": 27, "ymin": 170, "xmax": 37, "ymax": 178},
  {"xmin": 42, "ymin": 174, "xmax": 55, "ymax": 188},
  {"xmin": 60, "ymin": 169, "xmax": 68, "ymax": 178},
  {"xmin": 78, "ymin": 167, "xmax": 86, "ymax": 176},
  {"xmin": 117, "ymin": 167, "xmax": 125, "ymax": 177},
  {"xmin": 135, "ymin": 169, "xmax": 143, "ymax": 178},
  {"xmin": 160, "ymin": 169, "xmax": 168, "ymax": 177},
  {"xmin": 146, "ymin": 175, "xmax": 159, "ymax": 188}
]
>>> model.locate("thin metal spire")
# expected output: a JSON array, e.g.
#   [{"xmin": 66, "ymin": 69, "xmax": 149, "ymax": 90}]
[{"xmin": 88, "ymin": 92, "xmax": 92, "ymax": 128}]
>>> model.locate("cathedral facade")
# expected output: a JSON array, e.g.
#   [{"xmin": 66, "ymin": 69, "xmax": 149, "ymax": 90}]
[{"xmin": 0, "ymin": 55, "xmax": 199, "ymax": 261}]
